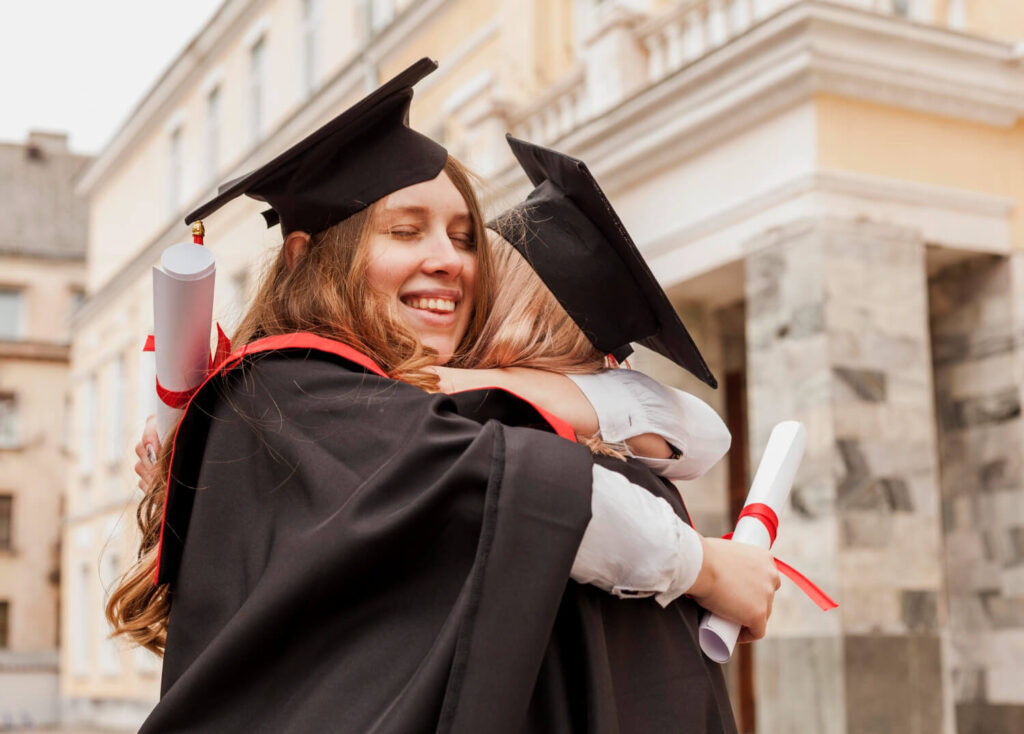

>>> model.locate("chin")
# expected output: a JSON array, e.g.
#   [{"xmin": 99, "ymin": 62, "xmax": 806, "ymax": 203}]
[{"xmin": 422, "ymin": 338, "xmax": 456, "ymax": 366}]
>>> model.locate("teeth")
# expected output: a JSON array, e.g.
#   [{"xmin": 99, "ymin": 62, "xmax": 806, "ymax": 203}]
[{"xmin": 405, "ymin": 297, "xmax": 456, "ymax": 312}]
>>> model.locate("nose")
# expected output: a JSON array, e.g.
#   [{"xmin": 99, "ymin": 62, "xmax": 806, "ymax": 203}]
[{"xmin": 420, "ymin": 231, "xmax": 464, "ymax": 279}]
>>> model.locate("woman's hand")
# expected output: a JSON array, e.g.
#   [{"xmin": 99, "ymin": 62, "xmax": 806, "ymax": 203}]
[
  {"xmin": 688, "ymin": 537, "xmax": 781, "ymax": 642},
  {"xmin": 133, "ymin": 415, "xmax": 160, "ymax": 491}
]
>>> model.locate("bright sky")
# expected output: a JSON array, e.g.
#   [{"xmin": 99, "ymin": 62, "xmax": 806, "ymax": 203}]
[{"xmin": 0, "ymin": 0, "xmax": 223, "ymax": 155}]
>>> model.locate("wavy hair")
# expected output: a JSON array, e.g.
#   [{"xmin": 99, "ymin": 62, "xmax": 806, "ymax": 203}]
[{"xmin": 107, "ymin": 157, "xmax": 493, "ymax": 654}]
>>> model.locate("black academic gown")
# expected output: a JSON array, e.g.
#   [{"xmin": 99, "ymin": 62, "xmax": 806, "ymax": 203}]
[
  {"xmin": 143, "ymin": 335, "xmax": 596, "ymax": 734},
  {"xmin": 450, "ymin": 389, "xmax": 738, "ymax": 734}
]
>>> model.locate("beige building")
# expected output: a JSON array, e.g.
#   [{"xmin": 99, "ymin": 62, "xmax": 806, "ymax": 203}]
[
  {"xmin": 0, "ymin": 131, "xmax": 89, "ymax": 727},
  {"xmin": 70, "ymin": 0, "xmax": 1024, "ymax": 731}
]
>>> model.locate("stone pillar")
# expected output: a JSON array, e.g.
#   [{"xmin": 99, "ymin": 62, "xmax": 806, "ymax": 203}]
[
  {"xmin": 745, "ymin": 219, "xmax": 950, "ymax": 734},
  {"xmin": 929, "ymin": 254, "xmax": 1024, "ymax": 734}
]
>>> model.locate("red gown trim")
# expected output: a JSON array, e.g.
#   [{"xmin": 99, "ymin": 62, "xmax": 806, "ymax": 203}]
[{"xmin": 154, "ymin": 332, "xmax": 577, "ymax": 584}]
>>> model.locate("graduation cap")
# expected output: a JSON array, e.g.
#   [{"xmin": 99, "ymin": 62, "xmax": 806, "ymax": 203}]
[
  {"xmin": 185, "ymin": 57, "xmax": 448, "ymax": 235},
  {"xmin": 490, "ymin": 134, "xmax": 717, "ymax": 388}
]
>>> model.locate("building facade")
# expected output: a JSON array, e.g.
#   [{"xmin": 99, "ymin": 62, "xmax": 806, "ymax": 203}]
[
  {"xmin": 71, "ymin": 0, "xmax": 1024, "ymax": 731},
  {"xmin": 0, "ymin": 131, "xmax": 89, "ymax": 728}
]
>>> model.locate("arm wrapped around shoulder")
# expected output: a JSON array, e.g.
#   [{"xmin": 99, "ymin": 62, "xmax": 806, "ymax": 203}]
[
  {"xmin": 571, "ymin": 464, "xmax": 704, "ymax": 607},
  {"xmin": 568, "ymin": 369, "xmax": 731, "ymax": 480}
]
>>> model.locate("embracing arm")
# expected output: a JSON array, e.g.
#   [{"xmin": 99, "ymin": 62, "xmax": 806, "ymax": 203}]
[{"xmin": 430, "ymin": 366, "xmax": 676, "ymax": 459}]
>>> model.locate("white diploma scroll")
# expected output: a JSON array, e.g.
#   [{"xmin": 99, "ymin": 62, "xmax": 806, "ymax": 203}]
[
  {"xmin": 698, "ymin": 420, "xmax": 808, "ymax": 663},
  {"xmin": 151, "ymin": 242, "xmax": 216, "ymax": 441}
]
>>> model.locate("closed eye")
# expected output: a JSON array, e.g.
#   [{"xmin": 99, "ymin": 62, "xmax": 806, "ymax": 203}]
[
  {"xmin": 450, "ymin": 232, "xmax": 476, "ymax": 249},
  {"xmin": 389, "ymin": 228, "xmax": 420, "ymax": 239}
]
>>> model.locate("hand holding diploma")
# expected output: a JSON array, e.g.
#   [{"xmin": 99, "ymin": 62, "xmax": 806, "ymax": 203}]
[{"xmin": 698, "ymin": 421, "xmax": 837, "ymax": 663}]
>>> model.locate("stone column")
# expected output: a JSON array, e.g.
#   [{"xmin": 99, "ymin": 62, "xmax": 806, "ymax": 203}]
[
  {"xmin": 744, "ymin": 219, "xmax": 950, "ymax": 734},
  {"xmin": 929, "ymin": 253, "xmax": 1024, "ymax": 734}
]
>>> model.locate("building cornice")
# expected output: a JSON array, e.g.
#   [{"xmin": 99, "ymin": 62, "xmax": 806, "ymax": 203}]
[
  {"xmin": 76, "ymin": 0, "xmax": 453, "ymax": 198},
  {"xmin": 644, "ymin": 168, "xmax": 1014, "ymax": 306},
  {"xmin": 76, "ymin": 0, "xmax": 254, "ymax": 196},
  {"xmin": 72, "ymin": 0, "xmax": 454, "ymax": 328},
  {"xmin": 493, "ymin": 0, "xmax": 1023, "ymax": 195}
]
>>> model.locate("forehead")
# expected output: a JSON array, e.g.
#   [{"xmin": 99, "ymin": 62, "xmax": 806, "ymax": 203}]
[{"xmin": 381, "ymin": 170, "xmax": 469, "ymax": 218}]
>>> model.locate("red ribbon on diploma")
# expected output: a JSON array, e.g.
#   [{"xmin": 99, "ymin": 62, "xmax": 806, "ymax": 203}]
[
  {"xmin": 143, "ymin": 324, "xmax": 233, "ymax": 409},
  {"xmin": 724, "ymin": 502, "xmax": 838, "ymax": 612}
]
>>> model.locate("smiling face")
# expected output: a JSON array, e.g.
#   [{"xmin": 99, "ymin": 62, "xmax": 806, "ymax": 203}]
[{"xmin": 364, "ymin": 170, "xmax": 477, "ymax": 364}]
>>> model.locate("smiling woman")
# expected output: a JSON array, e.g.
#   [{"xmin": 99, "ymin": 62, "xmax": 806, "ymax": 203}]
[
  {"xmin": 236, "ymin": 155, "xmax": 492, "ymax": 389},
  {"xmin": 365, "ymin": 171, "xmax": 479, "ymax": 363}
]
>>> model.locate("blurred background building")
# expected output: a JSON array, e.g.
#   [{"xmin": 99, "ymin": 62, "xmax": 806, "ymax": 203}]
[
  {"xmin": 0, "ymin": 131, "xmax": 89, "ymax": 727},
  {"xmin": 58, "ymin": 0, "xmax": 1024, "ymax": 731}
]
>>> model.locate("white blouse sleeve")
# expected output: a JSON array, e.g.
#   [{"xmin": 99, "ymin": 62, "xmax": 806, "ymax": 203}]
[
  {"xmin": 567, "ymin": 369, "xmax": 731, "ymax": 481},
  {"xmin": 571, "ymin": 464, "xmax": 704, "ymax": 607}
]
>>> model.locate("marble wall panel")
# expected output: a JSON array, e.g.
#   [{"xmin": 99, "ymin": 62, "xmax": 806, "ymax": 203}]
[
  {"xmin": 746, "ymin": 219, "xmax": 950, "ymax": 732},
  {"xmin": 754, "ymin": 636, "xmax": 846, "ymax": 734},
  {"xmin": 845, "ymin": 634, "xmax": 945, "ymax": 734},
  {"xmin": 929, "ymin": 252, "xmax": 1024, "ymax": 726}
]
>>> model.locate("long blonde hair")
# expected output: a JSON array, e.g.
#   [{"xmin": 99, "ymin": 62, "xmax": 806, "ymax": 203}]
[
  {"xmin": 460, "ymin": 234, "xmax": 624, "ymax": 458},
  {"xmin": 107, "ymin": 157, "xmax": 493, "ymax": 655}
]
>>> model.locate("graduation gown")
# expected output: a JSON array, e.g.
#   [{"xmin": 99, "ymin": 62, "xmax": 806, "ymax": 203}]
[
  {"xmin": 143, "ymin": 334, "xmax": 596, "ymax": 733},
  {"xmin": 450, "ymin": 389, "xmax": 738, "ymax": 734}
]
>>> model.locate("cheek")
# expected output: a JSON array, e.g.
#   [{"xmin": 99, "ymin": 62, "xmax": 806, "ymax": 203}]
[
  {"xmin": 460, "ymin": 252, "xmax": 478, "ymax": 303},
  {"xmin": 364, "ymin": 239, "xmax": 407, "ymax": 295}
]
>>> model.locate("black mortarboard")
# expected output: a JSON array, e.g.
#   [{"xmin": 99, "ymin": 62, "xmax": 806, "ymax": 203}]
[
  {"xmin": 185, "ymin": 58, "xmax": 448, "ymax": 235},
  {"xmin": 490, "ymin": 135, "xmax": 717, "ymax": 388}
]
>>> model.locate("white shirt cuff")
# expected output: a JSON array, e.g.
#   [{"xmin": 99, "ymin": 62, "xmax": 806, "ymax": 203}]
[
  {"xmin": 571, "ymin": 464, "xmax": 704, "ymax": 607},
  {"xmin": 567, "ymin": 369, "xmax": 731, "ymax": 480}
]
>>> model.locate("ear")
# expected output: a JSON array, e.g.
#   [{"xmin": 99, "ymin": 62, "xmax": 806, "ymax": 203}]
[{"xmin": 284, "ymin": 231, "xmax": 311, "ymax": 269}]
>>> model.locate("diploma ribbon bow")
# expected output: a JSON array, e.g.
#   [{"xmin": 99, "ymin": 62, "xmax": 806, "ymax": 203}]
[
  {"xmin": 724, "ymin": 503, "xmax": 838, "ymax": 612},
  {"xmin": 142, "ymin": 324, "xmax": 233, "ymax": 409}
]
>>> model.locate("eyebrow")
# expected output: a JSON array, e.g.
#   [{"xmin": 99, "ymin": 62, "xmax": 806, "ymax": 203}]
[
  {"xmin": 381, "ymin": 206, "xmax": 472, "ymax": 225},
  {"xmin": 382, "ymin": 205, "xmax": 429, "ymax": 218}
]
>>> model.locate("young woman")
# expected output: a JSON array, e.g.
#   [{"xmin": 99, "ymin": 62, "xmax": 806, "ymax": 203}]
[{"xmin": 115, "ymin": 60, "xmax": 778, "ymax": 733}]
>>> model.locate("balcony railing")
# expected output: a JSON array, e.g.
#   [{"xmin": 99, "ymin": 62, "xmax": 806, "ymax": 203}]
[{"xmin": 509, "ymin": 68, "xmax": 587, "ymax": 147}]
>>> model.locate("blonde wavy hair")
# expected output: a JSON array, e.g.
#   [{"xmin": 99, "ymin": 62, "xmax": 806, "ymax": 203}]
[
  {"xmin": 107, "ymin": 157, "xmax": 494, "ymax": 655},
  {"xmin": 461, "ymin": 232, "xmax": 624, "ymax": 458}
]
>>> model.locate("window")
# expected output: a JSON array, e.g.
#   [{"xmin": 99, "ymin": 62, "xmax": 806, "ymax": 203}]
[
  {"xmin": 947, "ymin": 0, "xmax": 966, "ymax": 29},
  {"xmin": 205, "ymin": 85, "xmax": 221, "ymax": 178},
  {"xmin": 106, "ymin": 357, "xmax": 125, "ymax": 465},
  {"xmin": 369, "ymin": 0, "xmax": 394, "ymax": 32},
  {"xmin": 0, "ymin": 495, "xmax": 11, "ymax": 551},
  {"xmin": 69, "ymin": 287, "xmax": 85, "ymax": 321},
  {"xmin": 248, "ymin": 36, "xmax": 267, "ymax": 143},
  {"xmin": 302, "ymin": 0, "xmax": 323, "ymax": 96},
  {"xmin": 0, "ymin": 288, "xmax": 23, "ymax": 340},
  {"xmin": 136, "ymin": 350, "xmax": 157, "ymax": 430},
  {"xmin": 78, "ymin": 377, "xmax": 95, "ymax": 475},
  {"xmin": 98, "ymin": 539, "xmax": 122, "ymax": 675},
  {"xmin": 167, "ymin": 126, "xmax": 183, "ymax": 216},
  {"xmin": 0, "ymin": 601, "xmax": 8, "ymax": 648},
  {"xmin": 70, "ymin": 563, "xmax": 90, "ymax": 674},
  {"xmin": 0, "ymin": 394, "xmax": 16, "ymax": 449}
]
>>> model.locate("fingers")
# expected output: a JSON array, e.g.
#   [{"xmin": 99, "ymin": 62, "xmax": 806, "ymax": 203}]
[{"xmin": 143, "ymin": 415, "xmax": 159, "ymax": 464}]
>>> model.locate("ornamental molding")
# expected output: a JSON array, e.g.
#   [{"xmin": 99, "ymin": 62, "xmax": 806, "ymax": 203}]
[
  {"xmin": 73, "ymin": 0, "xmax": 454, "ymax": 326},
  {"xmin": 76, "ymin": 0, "xmax": 451, "ymax": 197},
  {"xmin": 641, "ymin": 168, "xmax": 1014, "ymax": 300},
  {"xmin": 494, "ymin": 0, "xmax": 1023, "ymax": 195}
]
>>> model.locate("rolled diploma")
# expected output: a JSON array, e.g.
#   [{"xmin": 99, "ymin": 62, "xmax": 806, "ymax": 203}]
[
  {"xmin": 151, "ymin": 242, "xmax": 216, "ymax": 441},
  {"xmin": 698, "ymin": 420, "xmax": 807, "ymax": 663}
]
